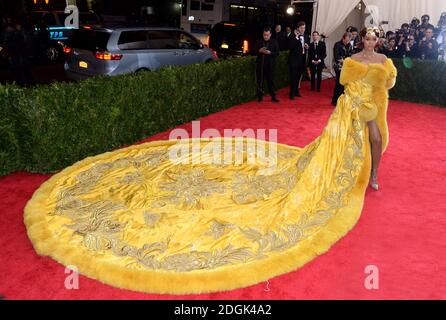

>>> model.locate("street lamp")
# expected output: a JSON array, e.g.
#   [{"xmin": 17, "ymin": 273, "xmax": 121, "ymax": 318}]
[{"xmin": 286, "ymin": 5, "xmax": 295, "ymax": 15}]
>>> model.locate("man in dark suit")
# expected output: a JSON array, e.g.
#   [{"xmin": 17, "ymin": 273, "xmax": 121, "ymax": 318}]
[
  {"xmin": 285, "ymin": 26, "xmax": 292, "ymax": 40},
  {"xmin": 255, "ymin": 27, "xmax": 280, "ymax": 103},
  {"xmin": 418, "ymin": 27, "xmax": 439, "ymax": 60},
  {"xmin": 331, "ymin": 32, "xmax": 353, "ymax": 106},
  {"xmin": 288, "ymin": 21, "xmax": 310, "ymax": 100},
  {"xmin": 273, "ymin": 24, "xmax": 288, "ymax": 51},
  {"xmin": 308, "ymin": 31, "xmax": 326, "ymax": 92},
  {"xmin": 347, "ymin": 26, "xmax": 362, "ymax": 54}
]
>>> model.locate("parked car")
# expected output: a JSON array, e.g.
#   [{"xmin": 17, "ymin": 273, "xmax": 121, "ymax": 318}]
[
  {"xmin": 63, "ymin": 26, "xmax": 218, "ymax": 80},
  {"xmin": 29, "ymin": 10, "xmax": 102, "ymax": 62},
  {"xmin": 208, "ymin": 21, "xmax": 263, "ymax": 58}
]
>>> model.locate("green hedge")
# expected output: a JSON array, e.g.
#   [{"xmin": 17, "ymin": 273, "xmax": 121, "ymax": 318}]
[
  {"xmin": 390, "ymin": 58, "xmax": 446, "ymax": 107},
  {"xmin": 0, "ymin": 53, "xmax": 289, "ymax": 176},
  {"xmin": 0, "ymin": 54, "xmax": 444, "ymax": 176}
]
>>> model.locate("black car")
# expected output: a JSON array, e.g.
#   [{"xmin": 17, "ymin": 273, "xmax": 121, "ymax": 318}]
[
  {"xmin": 209, "ymin": 22, "xmax": 263, "ymax": 58},
  {"xmin": 29, "ymin": 10, "xmax": 102, "ymax": 62}
]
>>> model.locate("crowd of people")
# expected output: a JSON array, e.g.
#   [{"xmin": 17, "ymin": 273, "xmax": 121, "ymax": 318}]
[
  {"xmin": 0, "ymin": 14, "xmax": 64, "ymax": 86},
  {"xmin": 0, "ymin": 16, "xmax": 34, "ymax": 86},
  {"xmin": 254, "ymin": 13, "xmax": 446, "ymax": 106},
  {"xmin": 0, "ymin": 15, "xmax": 59, "ymax": 86},
  {"xmin": 345, "ymin": 13, "xmax": 446, "ymax": 61},
  {"xmin": 255, "ymin": 21, "xmax": 326, "ymax": 103}
]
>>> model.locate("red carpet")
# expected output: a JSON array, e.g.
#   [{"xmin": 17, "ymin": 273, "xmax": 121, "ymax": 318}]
[{"xmin": 1, "ymin": 79, "xmax": 445, "ymax": 299}]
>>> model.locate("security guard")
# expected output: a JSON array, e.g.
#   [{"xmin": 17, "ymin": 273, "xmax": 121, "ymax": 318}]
[
  {"xmin": 331, "ymin": 32, "xmax": 353, "ymax": 106},
  {"xmin": 255, "ymin": 26, "xmax": 280, "ymax": 103},
  {"xmin": 308, "ymin": 31, "xmax": 326, "ymax": 92}
]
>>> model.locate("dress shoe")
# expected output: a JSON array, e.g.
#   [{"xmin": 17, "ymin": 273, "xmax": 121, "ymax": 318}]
[
  {"xmin": 272, "ymin": 97, "xmax": 279, "ymax": 103},
  {"xmin": 369, "ymin": 170, "xmax": 379, "ymax": 191}
]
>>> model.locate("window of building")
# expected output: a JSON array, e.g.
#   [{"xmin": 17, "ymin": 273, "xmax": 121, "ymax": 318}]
[{"xmin": 191, "ymin": 1, "xmax": 200, "ymax": 11}]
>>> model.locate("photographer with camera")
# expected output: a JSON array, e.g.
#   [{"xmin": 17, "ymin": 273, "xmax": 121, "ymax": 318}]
[
  {"xmin": 417, "ymin": 15, "xmax": 435, "ymax": 42},
  {"xmin": 346, "ymin": 26, "xmax": 361, "ymax": 54},
  {"xmin": 402, "ymin": 35, "xmax": 419, "ymax": 59},
  {"xmin": 437, "ymin": 29, "xmax": 446, "ymax": 62},
  {"xmin": 418, "ymin": 27, "xmax": 439, "ymax": 60},
  {"xmin": 383, "ymin": 37, "xmax": 402, "ymax": 58}
]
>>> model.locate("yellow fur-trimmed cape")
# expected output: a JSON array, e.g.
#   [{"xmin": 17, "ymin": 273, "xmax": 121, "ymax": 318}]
[{"xmin": 340, "ymin": 57, "xmax": 397, "ymax": 153}]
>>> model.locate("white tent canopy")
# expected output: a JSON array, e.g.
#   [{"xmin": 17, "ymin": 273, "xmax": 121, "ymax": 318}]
[{"xmin": 313, "ymin": 0, "xmax": 446, "ymax": 70}]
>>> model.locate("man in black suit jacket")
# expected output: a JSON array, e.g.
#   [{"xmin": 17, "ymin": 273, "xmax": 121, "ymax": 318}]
[
  {"xmin": 288, "ymin": 21, "xmax": 310, "ymax": 100},
  {"xmin": 255, "ymin": 27, "xmax": 280, "ymax": 103},
  {"xmin": 273, "ymin": 24, "xmax": 288, "ymax": 51},
  {"xmin": 308, "ymin": 31, "xmax": 326, "ymax": 92},
  {"xmin": 331, "ymin": 32, "xmax": 353, "ymax": 106}
]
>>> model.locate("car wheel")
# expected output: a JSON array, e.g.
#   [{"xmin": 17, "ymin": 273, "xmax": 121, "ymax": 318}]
[{"xmin": 135, "ymin": 68, "xmax": 150, "ymax": 73}]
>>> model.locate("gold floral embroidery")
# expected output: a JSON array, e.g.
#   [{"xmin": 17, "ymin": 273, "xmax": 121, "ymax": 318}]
[
  {"xmin": 159, "ymin": 169, "xmax": 225, "ymax": 209},
  {"xmin": 295, "ymin": 138, "xmax": 321, "ymax": 182},
  {"xmin": 48, "ymin": 114, "xmax": 366, "ymax": 272},
  {"xmin": 232, "ymin": 170, "xmax": 296, "ymax": 205},
  {"xmin": 160, "ymin": 245, "xmax": 253, "ymax": 272},
  {"xmin": 351, "ymin": 95, "xmax": 363, "ymax": 110},
  {"xmin": 278, "ymin": 149, "xmax": 298, "ymax": 160},
  {"xmin": 143, "ymin": 211, "xmax": 162, "ymax": 227},
  {"xmin": 205, "ymin": 220, "xmax": 236, "ymax": 239},
  {"xmin": 117, "ymin": 171, "xmax": 144, "ymax": 184}
]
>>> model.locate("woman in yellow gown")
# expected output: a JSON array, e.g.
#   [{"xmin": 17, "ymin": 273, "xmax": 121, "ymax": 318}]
[{"xmin": 24, "ymin": 27, "xmax": 397, "ymax": 295}]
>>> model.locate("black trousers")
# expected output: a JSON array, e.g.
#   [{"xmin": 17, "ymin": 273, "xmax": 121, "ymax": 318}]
[
  {"xmin": 310, "ymin": 63, "xmax": 323, "ymax": 91},
  {"xmin": 256, "ymin": 63, "xmax": 276, "ymax": 99},
  {"xmin": 289, "ymin": 63, "xmax": 304, "ymax": 98},
  {"xmin": 331, "ymin": 68, "xmax": 344, "ymax": 105}
]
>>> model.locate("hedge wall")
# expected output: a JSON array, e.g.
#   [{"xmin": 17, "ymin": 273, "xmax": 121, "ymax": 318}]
[
  {"xmin": 0, "ymin": 53, "xmax": 289, "ymax": 176},
  {"xmin": 0, "ymin": 55, "xmax": 444, "ymax": 176},
  {"xmin": 390, "ymin": 58, "xmax": 446, "ymax": 107}
]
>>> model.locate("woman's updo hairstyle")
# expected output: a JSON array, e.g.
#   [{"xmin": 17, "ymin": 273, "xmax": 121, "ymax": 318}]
[{"xmin": 360, "ymin": 26, "xmax": 380, "ymax": 38}]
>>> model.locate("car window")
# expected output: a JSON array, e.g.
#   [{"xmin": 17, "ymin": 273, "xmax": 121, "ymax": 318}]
[
  {"xmin": 177, "ymin": 32, "xmax": 201, "ymax": 49},
  {"xmin": 147, "ymin": 31, "xmax": 179, "ymax": 49},
  {"xmin": 118, "ymin": 31, "xmax": 149, "ymax": 50},
  {"xmin": 67, "ymin": 29, "xmax": 110, "ymax": 51}
]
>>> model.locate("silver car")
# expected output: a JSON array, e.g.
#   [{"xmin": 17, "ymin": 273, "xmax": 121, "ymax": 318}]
[{"xmin": 64, "ymin": 27, "xmax": 218, "ymax": 80}]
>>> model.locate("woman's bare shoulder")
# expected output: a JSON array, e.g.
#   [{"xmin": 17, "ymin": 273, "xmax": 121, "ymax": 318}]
[
  {"xmin": 376, "ymin": 53, "xmax": 388, "ymax": 63},
  {"xmin": 351, "ymin": 52, "xmax": 387, "ymax": 63},
  {"xmin": 350, "ymin": 53, "xmax": 362, "ymax": 61}
]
